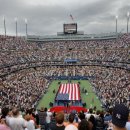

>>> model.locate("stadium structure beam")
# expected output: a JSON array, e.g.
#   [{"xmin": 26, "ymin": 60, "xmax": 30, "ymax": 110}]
[
  {"xmin": 127, "ymin": 12, "xmax": 129, "ymax": 33},
  {"xmin": 15, "ymin": 17, "xmax": 18, "ymax": 37},
  {"xmin": 25, "ymin": 18, "xmax": 28, "ymax": 36},
  {"xmin": 115, "ymin": 15, "xmax": 118, "ymax": 34},
  {"xmin": 3, "ymin": 15, "xmax": 6, "ymax": 37}
]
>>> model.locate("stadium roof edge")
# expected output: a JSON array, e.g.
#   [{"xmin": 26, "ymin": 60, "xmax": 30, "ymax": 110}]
[{"xmin": 27, "ymin": 32, "xmax": 121, "ymax": 42}]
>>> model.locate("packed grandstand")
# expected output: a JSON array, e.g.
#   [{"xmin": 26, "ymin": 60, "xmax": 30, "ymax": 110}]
[{"xmin": 0, "ymin": 30, "xmax": 130, "ymax": 130}]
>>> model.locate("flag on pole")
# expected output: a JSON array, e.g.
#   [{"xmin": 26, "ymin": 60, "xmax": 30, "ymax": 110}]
[{"xmin": 70, "ymin": 14, "xmax": 74, "ymax": 21}]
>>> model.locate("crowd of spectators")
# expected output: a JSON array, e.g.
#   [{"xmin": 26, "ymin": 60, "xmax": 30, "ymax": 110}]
[
  {"xmin": 0, "ymin": 34, "xmax": 129, "ymax": 66},
  {"xmin": 0, "ymin": 33, "xmax": 130, "ymax": 130},
  {"xmin": 0, "ymin": 68, "xmax": 48, "ymax": 110},
  {"xmin": 0, "ymin": 65, "xmax": 129, "ymax": 111},
  {"xmin": 0, "ymin": 104, "xmax": 129, "ymax": 130}
]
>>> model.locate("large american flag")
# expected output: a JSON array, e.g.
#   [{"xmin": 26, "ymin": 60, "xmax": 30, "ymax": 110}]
[{"xmin": 56, "ymin": 83, "xmax": 80, "ymax": 101}]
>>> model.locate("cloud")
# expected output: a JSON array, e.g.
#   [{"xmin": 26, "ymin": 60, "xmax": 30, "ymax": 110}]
[{"xmin": 0, "ymin": 0, "xmax": 129, "ymax": 35}]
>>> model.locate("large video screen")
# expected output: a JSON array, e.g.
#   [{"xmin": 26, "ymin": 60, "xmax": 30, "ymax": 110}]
[{"xmin": 64, "ymin": 23, "xmax": 77, "ymax": 34}]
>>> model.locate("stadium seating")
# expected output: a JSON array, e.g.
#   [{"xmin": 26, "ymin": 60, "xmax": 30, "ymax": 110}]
[{"xmin": 0, "ymin": 33, "xmax": 129, "ymax": 110}]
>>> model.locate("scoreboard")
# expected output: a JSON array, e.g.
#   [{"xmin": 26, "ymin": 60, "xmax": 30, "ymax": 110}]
[{"xmin": 64, "ymin": 23, "xmax": 77, "ymax": 34}]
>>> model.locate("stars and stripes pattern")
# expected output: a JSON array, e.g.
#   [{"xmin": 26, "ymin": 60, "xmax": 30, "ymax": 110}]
[{"xmin": 56, "ymin": 83, "xmax": 80, "ymax": 101}]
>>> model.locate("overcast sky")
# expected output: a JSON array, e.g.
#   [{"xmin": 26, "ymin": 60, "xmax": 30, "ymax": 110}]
[{"xmin": 0, "ymin": 0, "xmax": 130, "ymax": 36}]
